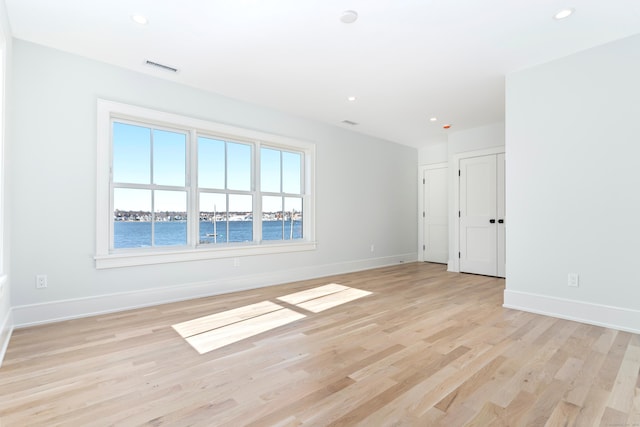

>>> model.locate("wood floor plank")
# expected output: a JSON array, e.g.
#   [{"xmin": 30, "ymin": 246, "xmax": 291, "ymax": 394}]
[
  {"xmin": 242, "ymin": 377, "xmax": 356, "ymax": 427},
  {"xmin": 544, "ymin": 399, "xmax": 581, "ymax": 427},
  {"xmin": 628, "ymin": 387, "xmax": 640, "ymax": 426},
  {"xmin": 434, "ymin": 355, "xmax": 508, "ymax": 413},
  {"xmin": 600, "ymin": 406, "xmax": 629, "ymax": 426},
  {"xmin": 569, "ymin": 385, "xmax": 609, "ymax": 427},
  {"xmin": 465, "ymin": 401, "xmax": 509, "ymax": 427},
  {"xmin": 520, "ymin": 378, "xmax": 568, "ymax": 426},
  {"xmin": 408, "ymin": 338, "xmax": 517, "ymax": 417},
  {"xmin": 607, "ymin": 343, "xmax": 640, "ymax": 413},
  {"xmin": 0, "ymin": 262, "xmax": 638, "ymax": 426},
  {"xmin": 502, "ymin": 390, "xmax": 537, "ymax": 425},
  {"xmin": 562, "ymin": 350, "xmax": 607, "ymax": 408},
  {"xmin": 356, "ymin": 365, "xmax": 458, "ymax": 425},
  {"xmin": 324, "ymin": 345, "xmax": 472, "ymax": 426},
  {"xmin": 596, "ymin": 331, "xmax": 632, "ymax": 391}
]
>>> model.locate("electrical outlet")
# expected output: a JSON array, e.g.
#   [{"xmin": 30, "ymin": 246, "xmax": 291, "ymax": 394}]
[
  {"xmin": 233, "ymin": 258, "xmax": 240, "ymax": 267},
  {"xmin": 568, "ymin": 273, "xmax": 579, "ymax": 287},
  {"xmin": 370, "ymin": 244, "xmax": 375, "ymax": 253},
  {"xmin": 36, "ymin": 274, "xmax": 48, "ymax": 289}
]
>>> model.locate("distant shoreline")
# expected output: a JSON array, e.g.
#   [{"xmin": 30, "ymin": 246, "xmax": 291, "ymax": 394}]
[{"xmin": 113, "ymin": 218, "xmax": 301, "ymax": 223}]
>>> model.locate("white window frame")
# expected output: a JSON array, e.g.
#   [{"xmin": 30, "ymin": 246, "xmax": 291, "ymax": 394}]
[
  {"xmin": 95, "ymin": 99, "xmax": 316, "ymax": 269},
  {"xmin": 259, "ymin": 144, "xmax": 306, "ymax": 242},
  {"xmin": 112, "ymin": 119, "xmax": 191, "ymax": 249},
  {"xmin": 0, "ymin": 35, "xmax": 6, "ymax": 284}
]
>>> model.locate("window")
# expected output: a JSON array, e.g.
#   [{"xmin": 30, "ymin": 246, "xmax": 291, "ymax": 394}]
[
  {"xmin": 260, "ymin": 147, "xmax": 304, "ymax": 241},
  {"xmin": 112, "ymin": 122, "xmax": 188, "ymax": 249},
  {"xmin": 198, "ymin": 137, "xmax": 253, "ymax": 245},
  {"xmin": 96, "ymin": 100, "xmax": 315, "ymax": 269}
]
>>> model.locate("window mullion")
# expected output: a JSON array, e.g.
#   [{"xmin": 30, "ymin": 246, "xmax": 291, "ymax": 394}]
[
  {"xmin": 109, "ymin": 173, "xmax": 115, "ymax": 251},
  {"xmin": 279, "ymin": 196, "xmax": 285, "ymax": 239},
  {"xmin": 225, "ymin": 193, "xmax": 230, "ymax": 243},
  {"xmin": 224, "ymin": 142, "xmax": 228, "ymax": 244},
  {"xmin": 224, "ymin": 141, "xmax": 228, "ymax": 191},
  {"xmin": 150, "ymin": 129, "xmax": 155, "ymax": 247},
  {"xmin": 300, "ymin": 151, "xmax": 305, "ymax": 194},
  {"xmin": 188, "ymin": 130, "xmax": 198, "ymax": 248},
  {"xmin": 150, "ymin": 189, "xmax": 155, "ymax": 247},
  {"xmin": 279, "ymin": 150, "xmax": 284, "ymax": 194},
  {"xmin": 254, "ymin": 142, "xmax": 261, "ymax": 243}
]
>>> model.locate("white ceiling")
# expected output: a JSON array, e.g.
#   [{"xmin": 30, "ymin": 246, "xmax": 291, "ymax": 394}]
[{"xmin": 5, "ymin": 0, "xmax": 640, "ymax": 148}]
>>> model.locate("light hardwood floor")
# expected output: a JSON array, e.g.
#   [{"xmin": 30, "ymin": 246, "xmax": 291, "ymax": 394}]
[{"xmin": 0, "ymin": 262, "xmax": 638, "ymax": 426}]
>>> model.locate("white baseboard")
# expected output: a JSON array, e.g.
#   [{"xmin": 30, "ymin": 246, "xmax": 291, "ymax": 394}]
[
  {"xmin": 0, "ymin": 308, "xmax": 13, "ymax": 368},
  {"xmin": 12, "ymin": 254, "xmax": 417, "ymax": 328},
  {"xmin": 0, "ymin": 273, "xmax": 13, "ymax": 367},
  {"xmin": 503, "ymin": 289, "xmax": 640, "ymax": 334}
]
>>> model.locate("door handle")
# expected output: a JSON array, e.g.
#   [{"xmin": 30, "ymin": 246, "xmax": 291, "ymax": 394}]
[
  {"xmin": 498, "ymin": 219, "xmax": 504, "ymax": 224},
  {"xmin": 489, "ymin": 219, "xmax": 496, "ymax": 224}
]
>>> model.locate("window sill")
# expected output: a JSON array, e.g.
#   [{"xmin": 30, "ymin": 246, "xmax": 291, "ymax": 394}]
[{"xmin": 94, "ymin": 241, "xmax": 317, "ymax": 269}]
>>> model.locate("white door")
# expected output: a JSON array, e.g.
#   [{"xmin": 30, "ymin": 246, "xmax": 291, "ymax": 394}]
[
  {"xmin": 460, "ymin": 155, "xmax": 497, "ymax": 276},
  {"xmin": 496, "ymin": 153, "xmax": 506, "ymax": 277},
  {"xmin": 459, "ymin": 154, "xmax": 505, "ymax": 277},
  {"xmin": 423, "ymin": 166, "xmax": 448, "ymax": 263},
  {"xmin": 458, "ymin": 153, "xmax": 506, "ymax": 277}
]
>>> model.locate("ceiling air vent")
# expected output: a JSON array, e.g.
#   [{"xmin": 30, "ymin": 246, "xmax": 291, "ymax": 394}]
[
  {"xmin": 341, "ymin": 120, "xmax": 358, "ymax": 126},
  {"xmin": 145, "ymin": 60, "xmax": 178, "ymax": 73}
]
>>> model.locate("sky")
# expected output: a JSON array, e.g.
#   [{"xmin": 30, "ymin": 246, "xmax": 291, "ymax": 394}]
[{"xmin": 113, "ymin": 121, "xmax": 302, "ymax": 213}]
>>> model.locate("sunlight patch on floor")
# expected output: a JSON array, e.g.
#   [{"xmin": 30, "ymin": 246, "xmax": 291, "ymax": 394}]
[
  {"xmin": 172, "ymin": 300, "xmax": 283, "ymax": 338},
  {"xmin": 172, "ymin": 283, "xmax": 372, "ymax": 354},
  {"xmin": 183, "ymin": 308, "xmax": 306, "ymax": 354},
  {"xmin": 276, "ymin": 283, "xmax": 349, "ymax": 305},
  {"xmin": 295, "ymin": 287, "xmax": 372, "ymax": 313}
]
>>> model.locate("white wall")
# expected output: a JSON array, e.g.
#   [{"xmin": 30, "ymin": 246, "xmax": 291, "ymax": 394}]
[
  {"xmin": 448, "ymin": 122, "xmax": 505, "ymax": 155},
  {"xmin": 0, "ymin": 0, "xmax": 12, "ymax": 365},
  {"xmin": 504, "ymin": 34, "xmax": 640, "ymax": 333},
  {"xmin": 418, "ymin": 122, "xmax": 505, "ymax": 165},
  {"xmin": 8, "ymin": 40, "xmax": 418, "ymax": 326},
  {"xmin": 418, "ymin": 141, "xmax": 448, "ymax": 165}
]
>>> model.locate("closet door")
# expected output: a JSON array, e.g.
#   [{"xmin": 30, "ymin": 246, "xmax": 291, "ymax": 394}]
[
  {"xmin": 422, "ymin": 166, "xmax": 448, "ymax": 263},
  {"xmin": 459, "ymin": 155, "xmax": 498, "ymax": 276}
]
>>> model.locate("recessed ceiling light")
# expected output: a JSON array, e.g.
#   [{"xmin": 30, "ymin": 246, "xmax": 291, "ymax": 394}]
[
  {"xmin": 340, "ymin": 10, "xmax": 358, "ymax": 24},
  {"xmin": 347, "ymin": 96, "xmax": 357, "ymax": 102},
  {"xmin": 131, "ymin": 14, "xmax": 148, "ymax": 25},
  {"xmin": 553, "ymin": 8, "xmax": 574, "ymax": 20},
  {"xmin": 430, "ymin": 117, "xmax": 437, "ymax": 122}
]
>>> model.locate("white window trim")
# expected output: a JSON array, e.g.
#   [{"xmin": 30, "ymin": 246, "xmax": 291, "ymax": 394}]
[
  {"xmin": 95, "ymin": 99, "xmax": 316, "ymax": 269},
  {"xmin": 0, "ymin": 37, "xmax": 5, "ymax": 278}
]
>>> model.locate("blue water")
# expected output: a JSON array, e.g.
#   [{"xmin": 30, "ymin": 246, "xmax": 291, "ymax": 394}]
[{"xmin": 114, "ymin": 220, "xmax": 303, "ymax": 249}]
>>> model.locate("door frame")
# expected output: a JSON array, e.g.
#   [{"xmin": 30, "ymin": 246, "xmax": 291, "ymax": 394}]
[
  {"xmin": 448, "ymin": 147, "xmax": 504, "ymax": 273},
  {"xmin": 418, "ymin": 162, "xmax": 448, "ymax": 262}
]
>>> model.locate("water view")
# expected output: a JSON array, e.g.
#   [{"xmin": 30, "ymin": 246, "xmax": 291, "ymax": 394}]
[{"xmin": 114, "ymin": 218, "xmax": 303, "ymax": 249}]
